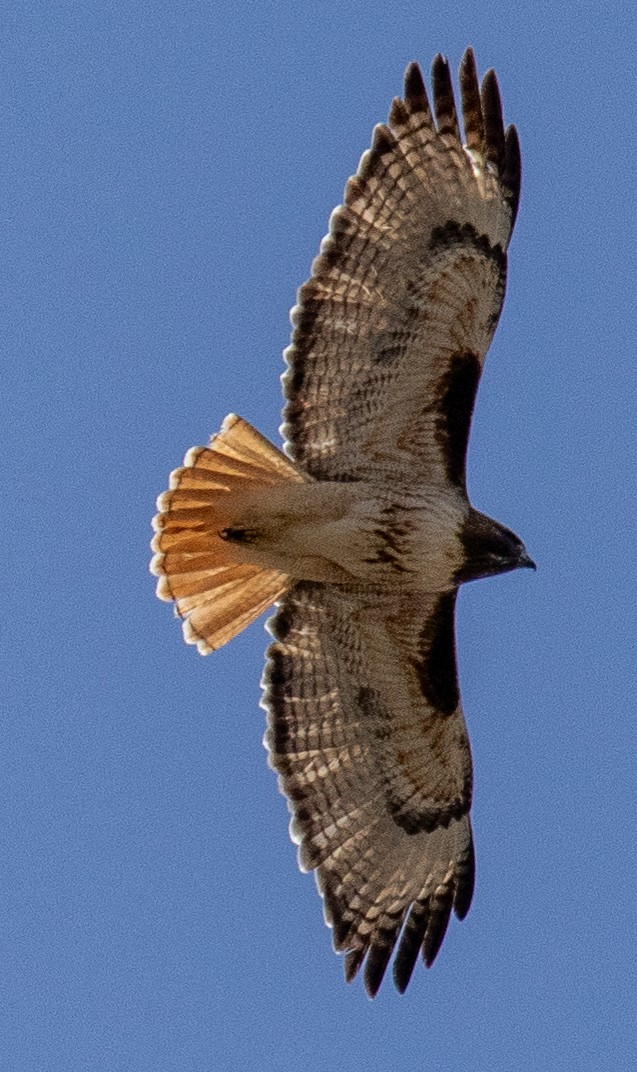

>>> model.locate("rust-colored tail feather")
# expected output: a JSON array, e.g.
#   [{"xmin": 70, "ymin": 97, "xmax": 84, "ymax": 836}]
[{"xmin": 151, "ymin": 414, "xmax": 306, "ymax": 652}]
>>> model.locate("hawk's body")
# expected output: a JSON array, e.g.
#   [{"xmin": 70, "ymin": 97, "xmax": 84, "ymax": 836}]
[{"xmin": 151, "ymin": 49, "xmax": 532, "ymax": 996}]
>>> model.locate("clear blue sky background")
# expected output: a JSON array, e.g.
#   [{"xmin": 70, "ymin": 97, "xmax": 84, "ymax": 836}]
[{"xmin": 3, "ymin": 2, "xmax": 636, "ymax": 1070}]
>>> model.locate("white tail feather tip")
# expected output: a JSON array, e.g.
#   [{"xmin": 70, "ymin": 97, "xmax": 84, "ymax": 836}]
[
  {"xmin": 183, "ymin": 617, "xmax": 213, "ymax": 654},
  {"xmin": 183, "ymin": 445, "xmax": 207, "ymax": 467},
  {"xmin": 155, "ymin": 575, "xmax": 174, "ymax": 601},
  {"xmin": 149, "ymin": 552, "xmax": 164, "ymax": 577}
]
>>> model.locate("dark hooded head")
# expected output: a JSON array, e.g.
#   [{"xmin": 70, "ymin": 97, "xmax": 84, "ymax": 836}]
[{"xmin": 455, "ymin": 508, "xmax": 535, "ymax": 584}]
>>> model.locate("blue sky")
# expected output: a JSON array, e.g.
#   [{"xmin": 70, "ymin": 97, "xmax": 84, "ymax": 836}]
[{"xmin": 3, "ymin": 2, "xmax": 637, "ymax": 1069}]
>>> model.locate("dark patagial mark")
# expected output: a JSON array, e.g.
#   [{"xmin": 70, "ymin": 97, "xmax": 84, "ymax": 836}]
[
  {"xmin": 435, "ymin": 350, "xmax": 481, "ymax": 489},
  {"xmin": 411, "ymin": 592, "xmax": 459, "ymax": 715}
]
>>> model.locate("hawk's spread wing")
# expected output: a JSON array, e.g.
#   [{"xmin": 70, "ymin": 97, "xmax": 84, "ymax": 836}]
[
  {"xmin": 282, "ymin": 49, "xmax": 520, "ymax": 490},
  {"xmin": 263, "ymin": 582, "xmax": 474, "ymax": 996}
]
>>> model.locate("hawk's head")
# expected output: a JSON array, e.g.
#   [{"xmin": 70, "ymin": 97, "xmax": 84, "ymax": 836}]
[{"xmin": 456, "ymin": 508, "xmax": 535, "ymax": 584}]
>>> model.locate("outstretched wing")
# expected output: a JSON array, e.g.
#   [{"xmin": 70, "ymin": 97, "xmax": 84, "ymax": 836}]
[
  {"xmin": 262, "ymin": 581, "xmax": 475, "ymax": 996},
  {"xmin": 282, "ymin": 48, "xmax": 520, "ymax": 490}
]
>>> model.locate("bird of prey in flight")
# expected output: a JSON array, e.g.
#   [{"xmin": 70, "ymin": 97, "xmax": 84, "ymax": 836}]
[{"xmin": 151, "ymin": 47, "xmax": 533, "ymax": 996}]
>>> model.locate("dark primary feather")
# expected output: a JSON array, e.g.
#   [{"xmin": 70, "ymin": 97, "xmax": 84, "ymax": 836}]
[
  {"xmin": 459, "ymin": 49, "xmax": 487, "ymax": 155},
  {"xmin": 403, "ymin": 61, "xmax": 430, "ymax": 115},
  {"xmin": 503, "ymin": 124, "xmax": 522, "ymax": 227},
  {"xmin": 480, "ymin": 69, "xmax": 506, "ymax": 168},
  {"xmin": 411, "ymin": 591, "xmax": 460, "ymax": 717},
  {"xmin": 434, "ymin": 347, "xmax": 483, "ymax": 492},
  {"xmin": 431, "ymin": 54, "xmax": 461, "ymax": 142}
]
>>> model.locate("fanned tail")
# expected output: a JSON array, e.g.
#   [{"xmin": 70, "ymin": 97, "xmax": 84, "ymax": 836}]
[{"xmin": 150, "ymin": 414, "xmax": 306, "ymax": 652}]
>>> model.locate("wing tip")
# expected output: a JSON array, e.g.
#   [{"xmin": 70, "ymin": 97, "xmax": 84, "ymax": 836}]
[
  {"xmin": 430, "ymin": 54, "xmax": 456, "ymax": 125},
  {"xmin": 459, "ymin": 46, "xmax": 485, "ymax": 155},
  {"xmin": 503, "ymin": 123, "xmax": 522, "ymax": 226},
  {"xmin": 392, "ymin": 902, "xmax": 429, "ymax": 993},
  {"xmin": 422, "ymin": 885, "xmax": 454, "ymax": 967},
  {"xmin": 357, "ymin": 122, "xmax": 396, "ymax": 180},
  {"xmin": 403, "ymin": 61, "xmax": 430, "ymax": 115},
  {"xmin": 453, "ymin": 826, "xmax": 476, "ymax": 921}
]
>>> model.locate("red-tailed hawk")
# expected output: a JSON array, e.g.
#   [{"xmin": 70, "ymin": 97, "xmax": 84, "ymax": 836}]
[{"xmin": 150, "ymin": 48, "xmax": 533, "ymax": 996}]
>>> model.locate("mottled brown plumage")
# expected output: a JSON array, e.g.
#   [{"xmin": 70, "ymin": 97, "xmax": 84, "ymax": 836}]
[{"xmin": 151, "ymin": 48, "xmax": 532, "ymax": 997}]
